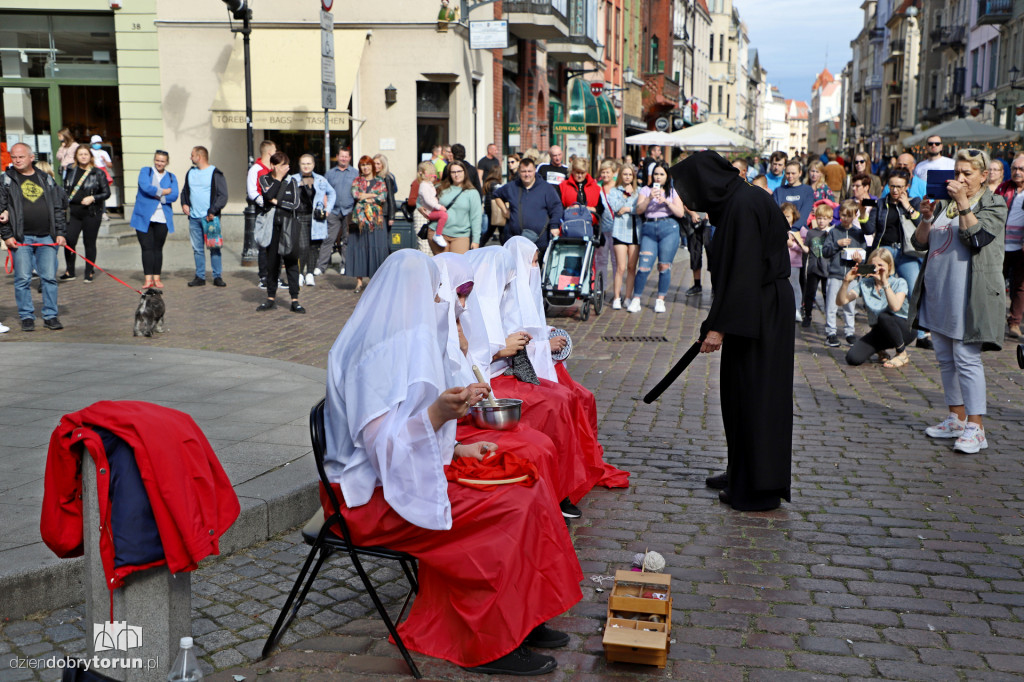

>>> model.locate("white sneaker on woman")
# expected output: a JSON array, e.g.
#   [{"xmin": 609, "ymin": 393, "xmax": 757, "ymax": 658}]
[
  {"xmin": 924, "ymin": 413, "xmax": 965, "ymax": 439},
  {"xmin": 953, "ymin": 423, "xmax": 987, "ymax": 454},
  {"xmin": 626, "ymin": 297, "xmax": 642, "ymax": 313},
  {"xmin": 654, "ymin": 299, "xmax": 666, "ymax": 313},
  {"xmin": 306, "ymin": 273, "xmax": 315, "ymax": 286},
  {"xmin": 611, "ymin": 298, "xmax": 622, "ymax": 310},
  {"xmin": 0, "ymin": 321, "xmax": 9, "ymax": 334}
]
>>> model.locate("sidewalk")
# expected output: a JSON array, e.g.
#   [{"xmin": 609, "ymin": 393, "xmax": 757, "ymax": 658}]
[{"xmin": 2, "ymin": 235, "xmax": 1024, "ymax": 681}]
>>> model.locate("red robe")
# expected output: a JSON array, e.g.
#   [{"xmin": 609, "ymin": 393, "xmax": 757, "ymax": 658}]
[
  {"xmin": 457, "ymin": 420, "xmax": 564, "ymax": 504},
  {"xmin": 322, "ymin": 475, "xmax": 582, "ymax": 668}
]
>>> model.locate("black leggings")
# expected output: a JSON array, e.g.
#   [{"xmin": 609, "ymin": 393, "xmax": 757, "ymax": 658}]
[
  {"xmin": 846, "ymin": 311, "xmax": 915, "ymax": 365},
  {"xmin": 65, "ymin": 207, "xmax": 103, "ymax": 276},
  {"xmin": 136, "ymin": 222, "xmax": 169, "ymax": 275},
  {"xmin": 302, "ymin": 239, "xmax": 322, "ymax": 276},
  {"xmin": 802, "ymin": 272, "xmax": 828, "ymax": 315},
  {"xmin": 265, "ymin": 223, "xmax": 300, "ymax": 299}
]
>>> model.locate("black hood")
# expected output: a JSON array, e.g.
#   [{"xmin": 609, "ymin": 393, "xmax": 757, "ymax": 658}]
[{"xmin": 669, "ymin": 151, "xmax": 745, "ymax": 219}]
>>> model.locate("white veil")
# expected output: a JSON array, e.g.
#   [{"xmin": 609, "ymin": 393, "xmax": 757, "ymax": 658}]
[
  {"xmin": 504, "ymin": 236, "xmax": 558, "ymax": 382},
  {"xmin": 434, "ymin": 252, "xmax": 477, "ymax": 387}
]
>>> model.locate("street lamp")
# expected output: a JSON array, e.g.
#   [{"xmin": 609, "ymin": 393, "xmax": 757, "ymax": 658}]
[
  {"xmin": 221, "ymin": 0, "xmax": 257, "ymax": 266},
  {"xmin": 1008, "ymin": 66, "xmax": 1024, "ymax": 92}
]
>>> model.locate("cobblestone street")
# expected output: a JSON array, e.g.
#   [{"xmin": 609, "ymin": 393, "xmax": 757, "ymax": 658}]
[{"xmin": 2, "ymin": 261, "xmax": 1024, "ymax": 681}]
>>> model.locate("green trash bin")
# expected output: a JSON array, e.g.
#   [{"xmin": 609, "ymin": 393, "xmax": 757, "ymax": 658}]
[{"xmin": 389, "ymin": 222, "xmax": 416, "ymax": 253}]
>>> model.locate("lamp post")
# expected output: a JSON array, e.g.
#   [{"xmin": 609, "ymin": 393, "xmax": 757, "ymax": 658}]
[{"xmin": 222, "ymin": 0, "xmax": 257, "ymax": 266}]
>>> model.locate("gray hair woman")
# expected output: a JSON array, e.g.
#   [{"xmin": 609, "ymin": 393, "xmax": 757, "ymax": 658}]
[{"xmin": 912, "ymin": 148, "xmax": 1007, "ymax": 454}]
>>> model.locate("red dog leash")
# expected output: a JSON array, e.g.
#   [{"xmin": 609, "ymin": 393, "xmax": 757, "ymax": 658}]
[{"xmin": 4, "ymin": 242, "xmax": 143, "ymax": 295}]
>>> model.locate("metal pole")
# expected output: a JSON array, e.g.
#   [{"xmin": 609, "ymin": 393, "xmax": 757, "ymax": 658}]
[
  {"xmin": 324, "ymin": 110, "xmax": 330, "ymax": 175},
  {"xmin": 240, "ymin": 9, "xmax": 257, "ymax": 266}
]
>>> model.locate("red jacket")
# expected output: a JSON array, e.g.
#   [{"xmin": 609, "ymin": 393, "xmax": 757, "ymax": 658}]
[
  {"xmin": 558, "ymin": 175, "xmax": 602, "ymax": 225},
  {"xmin": 995, "ymin": 179, "xmax": 1020, "ymax": 208},
  {"xmin": 41, "ymin": 401, "xmax": 240, "ymax": 591}
]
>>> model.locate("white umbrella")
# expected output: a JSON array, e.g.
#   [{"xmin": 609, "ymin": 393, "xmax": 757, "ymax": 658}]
[
  {"xmin": 669, "ymin": 121, "xmax": 758, "ymax": 150},
  {"xmin": 624, "ymin": 130, "xmax": 688, "ymax": 148}
]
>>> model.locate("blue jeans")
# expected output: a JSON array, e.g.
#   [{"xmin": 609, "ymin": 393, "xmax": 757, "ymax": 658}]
[
  {"xmin": 12, "ymin": 235, "xmax": 59, "ymax": 320},
  {"xmin": 633, "ymin": 218, "xmax": 681, "ymax": 297},
  {"xmin": 188, "ymin": 216, "xmax": 222, "ymax": 280},
  {"xmin": 880, "ymin": 245, "xmax": 924, "ymax": 338}
]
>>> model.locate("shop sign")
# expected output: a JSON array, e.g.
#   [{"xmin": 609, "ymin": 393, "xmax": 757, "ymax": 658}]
[
  {"xmin": 565, "ymin": 134, "xmax": 588, "ymax": 157},
  {"xmin": 553, "ymin": 122, "xmax": 587, "ymax": 134},
  {"xmin": 212, "ymin": 110, "xmax": 350, "ymax": 130},
  {"xmin": 508, "ymin": 123, "xmax": 521, "ymax": 133},
  {"xmin": 654, "ymin": 117, "xmax": 669, "ymax": 131},
  {"xmin": 590, "ymin": 82, "xmax": 605, "ymax": 96},
  {"xmin": 470, "ymin": 21, "xmax": 509, "ymax": 49}
]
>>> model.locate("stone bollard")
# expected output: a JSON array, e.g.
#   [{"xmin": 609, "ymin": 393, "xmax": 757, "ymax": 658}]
[{"xmin": 83, "ymin": 447, "xmax": 191, "ymax": 682}]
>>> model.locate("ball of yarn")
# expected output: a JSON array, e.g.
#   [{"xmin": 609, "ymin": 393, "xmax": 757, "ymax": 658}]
[{"xmin": 642, "ymin": 551, "xmax": 666, "ymax": 572}]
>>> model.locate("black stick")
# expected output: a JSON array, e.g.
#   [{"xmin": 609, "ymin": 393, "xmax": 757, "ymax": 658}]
[{"xmin": 642, "ymin": 339, "xmax": 704, "ymax": 404}]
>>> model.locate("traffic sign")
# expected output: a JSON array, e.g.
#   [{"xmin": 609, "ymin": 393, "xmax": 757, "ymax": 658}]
[
  {"xmin": 322, "ymin": 0, "xmax": 333, "ymax": 10},
  {"xmin": 321, "ymin": 30, "xmax": 334, "ymax": 58},
  {"xmin": 321, "ymin": 55, "xmax": 335, "ymax": 84},
  {"xmin": 322, "ymin": 83, "xmax": 336, "ymax": 110}
]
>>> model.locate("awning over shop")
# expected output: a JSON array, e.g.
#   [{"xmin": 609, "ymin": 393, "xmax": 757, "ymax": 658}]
[
  {"xmin": 567, "ymin": 79, "xmax": 616, "ymax": 127},
  {"xmin": 211, "ymin": 29, "xmax": 364, "ymax": 131}
]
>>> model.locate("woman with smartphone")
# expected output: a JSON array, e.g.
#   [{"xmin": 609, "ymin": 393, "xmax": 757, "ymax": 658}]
[
  {"xmin": 836, "ymin": 249, "xmax": 912, "ymax": 368},
  {"xmin": 626, "ymin": 163, "xmax": 685, "ymax": 313}
]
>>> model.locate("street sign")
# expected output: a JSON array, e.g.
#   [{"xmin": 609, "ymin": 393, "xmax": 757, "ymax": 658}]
[
  {"xmin": 321, "ymin": 55, "xmax": 335, "ymax": 84},
  {"xmin": 322, "ymin": 83, "xmax": 336, "ymax": 110},
  {"xmin": 321, "ymin": 30, "xmax": 334, "ymax": 58},
  {"xmin": 320, "ymin": 9, "xmax": 334, "ymax": 31},
  {"xmin": 553, "ymin": 122, "xmax": 587, "ymax": 134},
  {"xmin": 590, "ymin": 82, "xmax": 605, "ymax": 97},
  {"xmin": 469, "ymin": 20, "xmax": 508, "ymax": 49}
]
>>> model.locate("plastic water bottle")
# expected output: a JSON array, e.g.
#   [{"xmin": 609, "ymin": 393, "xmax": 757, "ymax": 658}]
[{"xmin": 168, "ymin": 636, "xmax": 203, "ymax": 682}]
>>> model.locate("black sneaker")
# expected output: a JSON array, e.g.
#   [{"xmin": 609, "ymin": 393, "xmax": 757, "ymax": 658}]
[
  {"xmin": 59, "ymin": 272, "xmax": 76, "ymax": 281},
  {"xmin": 523, "ymin": 623, "xmax": 569, "ymax": 649},
  {"xmin": 826, "ymin": 334, "xmax": 840, "ymax": 347},
  {"xmin": 915, "ymin": 337, "xmax": 933, "ymax": 350},
  {"xmin": 258, "ymin": 278, "xmax": 267, "ymax": 289},
  {"xmin": 256, "ymin": 300, "xmax": 275, "ymax": 311},
  {"xmin": 187, "ymin": 277, "xmax": 206, "ymax": 287},
  {"xmin": 21, "ymin": 318, "xmax": 35, "ymax": 332},
  {"xmin": 213, "ymin": 277, "xmax": 227, "ymax": 287},
  {"xmin": 464, "ymin": 644, "xmax": 557, "ymax": 676},
  {"xmin": 845, "ymin": 334, "xmax": 856, "ymax": 346},
  {"xmin": 705, "ymin": 471, "xmax": 728, "ymax": 490},
  {"xmin": 801, "ymin": 316, "xmax": 811, "ymax": 328},
  {"xmin": 83, "ymin": 274, "xmax": 93, "ymax": 283},
  {"xmin": 43, "ymin": 317, "xmax": 63, "ymax": 330},
  {"xmin": 290, "ymin": 301, "xmax": 306, "ymax": 314},
  {"xmin": 559, "ymin": 498, "xmax": 581, "ymax": 518},
  {"xmin": 685, "ymin": 284, "xmax": 703, "ymax": 296}
]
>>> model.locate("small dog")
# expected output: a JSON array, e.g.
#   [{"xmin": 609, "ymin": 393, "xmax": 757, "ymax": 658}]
[{"xmin": 133, "ymin": 288, "xmax": 166, "ymax": 337}]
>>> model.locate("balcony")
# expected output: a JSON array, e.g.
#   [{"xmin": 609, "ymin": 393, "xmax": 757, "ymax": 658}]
[
  {"xmin": 889, "ymin": 39, "xmax": 905, "ymax": 55},
  {"xmin": 865, "ymin": 74, "xmax": 883, "ymax": 90},
  {"xmin": 869, "ymin": 27, "xmax": 886, "ymax": 43},
  {"xmin": 547, "ymin": 0, "xmax": 601, "ymax": 62},
  {"xmin": 930, "ymin": 25, "xmax": 966, "ymax": 50},
  {"xmin": 505, "ymin": 0, "xmax": 571, "ymax": 41},
  {"xmin": 977, "ymin": 0, "xmax": 1013, "ymax": 25},
  {"xmin": 853, "ymin": 91, "xmax": 862, "ymax": 103},
  {"xmin": 888, "ymin": 82, "xmax": 902, "ymax": 97}
]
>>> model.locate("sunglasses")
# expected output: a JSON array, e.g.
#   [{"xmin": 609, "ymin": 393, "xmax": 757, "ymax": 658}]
[
  {"xmin": 927, "ymin": 141, "xmax": 942, "ymax": 146},
  {"xmin": 155, "ymin": 149, "xmax": 169, "ymax": 156},
  {"xmin": 966, "ymin": 149, "xmax": 983, "ymax": 157},
  {"xmin": 855, "ymin": 160, "xmax": 867, "ymax": 164}
]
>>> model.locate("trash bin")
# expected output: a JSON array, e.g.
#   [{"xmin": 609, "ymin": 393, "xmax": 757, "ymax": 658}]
[{"xmin": 389, "ymin": 221, "xmax": 416, "ymax": 253}]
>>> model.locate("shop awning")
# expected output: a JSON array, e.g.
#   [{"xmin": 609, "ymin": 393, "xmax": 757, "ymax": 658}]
[
  {"xmin": 567, "ymin": 78, "xmax": 616, "ymax": 127},
  {"xmin": 211, "ymin": 29, "xmax": 364, "ymax": 130}
]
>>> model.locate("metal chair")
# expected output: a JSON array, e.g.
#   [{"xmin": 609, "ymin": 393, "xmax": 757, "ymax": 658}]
[{"xmin": 261, "ymin": 398, "xmax": 422, "ymax": 678}]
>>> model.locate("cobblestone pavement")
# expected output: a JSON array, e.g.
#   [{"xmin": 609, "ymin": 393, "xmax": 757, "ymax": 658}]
[{"xmin": 2, "ymin": 259, "xmax": 1024, "ymax": 681}]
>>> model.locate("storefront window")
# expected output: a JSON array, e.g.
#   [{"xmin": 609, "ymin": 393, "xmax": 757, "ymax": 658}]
[{"xmin": 0, "ymin": 12, "xmax": 117, "ymax": 80}]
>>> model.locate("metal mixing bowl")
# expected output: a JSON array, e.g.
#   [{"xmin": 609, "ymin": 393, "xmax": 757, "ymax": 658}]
[{"xmin": 468, "ymin": 398, "xmax": 523, "ymax": 431}]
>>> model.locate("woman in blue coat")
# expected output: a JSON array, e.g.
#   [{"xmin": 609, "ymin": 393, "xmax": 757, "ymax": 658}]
[
  {"xmin": 130, "ymin": 150, "xmax": 179, "ymax": 289},
  {"xmin": 290, "ymin": 154, "xmax": 336, "ymax": 286}
]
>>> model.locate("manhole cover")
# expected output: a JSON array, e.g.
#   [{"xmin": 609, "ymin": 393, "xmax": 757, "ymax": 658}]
[{"xmin": 601, "ymin": 335, "xmax": 669, "ymax": 343}]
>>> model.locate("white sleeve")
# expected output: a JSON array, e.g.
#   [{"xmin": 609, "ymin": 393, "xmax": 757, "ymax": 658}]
[
  {"xmin": 246, "ymin": 165, "xmax": 262, "ymax": 205},
  {"xmin": 355, "ymin": 383, "xmax": 456, "ymax": 531}
]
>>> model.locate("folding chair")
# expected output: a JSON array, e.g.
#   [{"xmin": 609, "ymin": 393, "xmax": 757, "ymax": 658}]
[{"xmin": 261, "ymin": 398, "xmax": 422, "ymax": 678}]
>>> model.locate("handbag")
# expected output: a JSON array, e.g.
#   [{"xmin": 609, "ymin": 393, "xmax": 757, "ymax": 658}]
[
  {"xmin": 418, "ymin": 188, "xmax": 465, "ymax": 240},
  {"xmin": 313, "ymin": 205, "xmax": 328, "ymax": 222},
  {"xmin": 254, "ymin": 207, "xmax": 275, "ymax": 247},
  {"xmin": 204, "ymin": 216, "xmax": 223, "ymax": 248}
]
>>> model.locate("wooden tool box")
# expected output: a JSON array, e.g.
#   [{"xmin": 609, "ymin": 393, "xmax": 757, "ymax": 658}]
[{"xmin": 602, "ymin": 569, "xmax": 672, "ymax": 667}]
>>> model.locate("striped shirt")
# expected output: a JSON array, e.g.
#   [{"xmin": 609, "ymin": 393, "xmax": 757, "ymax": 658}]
[{"xmin": 1007, "ymin": 191, "xmax": 1024, "ymax": 252}]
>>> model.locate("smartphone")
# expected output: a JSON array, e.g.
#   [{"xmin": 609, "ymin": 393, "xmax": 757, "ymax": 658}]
[
  {"xmin": 860, "ymin": 198, "xmax": 877, "ymax": 207},
  {"xmin": 855, "ymin": 262, "xmax": 876, "ymax": 275},
  {"xmin": 926, "ymin": 169, "xmax": 954, "ymax": 200},
  {"xmin": 652, "ymin": 183, "xmax": 662, "ymax": 191}
]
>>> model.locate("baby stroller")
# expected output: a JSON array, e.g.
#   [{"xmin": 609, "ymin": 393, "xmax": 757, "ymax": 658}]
[{"xmin": 541, "ymin": 204, "xmax": 604, "ymax": 321}]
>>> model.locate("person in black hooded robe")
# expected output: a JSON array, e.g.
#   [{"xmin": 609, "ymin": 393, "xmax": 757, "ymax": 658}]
[{"xmin": 670, "ymin": 151, "xmax": 794, "ymax": 511}]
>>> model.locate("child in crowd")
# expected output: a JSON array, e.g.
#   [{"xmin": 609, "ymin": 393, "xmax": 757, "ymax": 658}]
[
  {"xmin": 801, "ymin": 203, "xmax": 833, "ymax": 328},
  {"xmin": 415, "ymin": 163, "xmax": 450, "ymax": 248},
  {"xmin": 820, "ymin": 200, "xmax": 866, "ymax": 347},
  {"xmin": 781, "ymin": 203, "xmax": 807, "ymax": 323}
]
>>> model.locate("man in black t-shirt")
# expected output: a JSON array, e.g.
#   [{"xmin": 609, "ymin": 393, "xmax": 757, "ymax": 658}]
[
  {"xmin": 442, "ymin": 143, "xmax": 483, "ymax": 194},
  {"xmin": 0, "ymin": 142, "xmax": 68, "ymax": 331},
  {"xmin": 477, "ymin": 143, "xmax": 501, "ymax": 185},
  {"xmin": 536, "ymin": 145, "xmax": 569, "ymax": 186}
]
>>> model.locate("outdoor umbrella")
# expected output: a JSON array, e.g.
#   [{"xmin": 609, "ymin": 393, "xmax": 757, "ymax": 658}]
[
  {"xmin": 670, "ymin": 121, "xmax": 758, "ymax": 150},
  {"xmin": 624, "ymin": 130, "xmax": 688, "ymax": 148},
  {"xmin": 904, "ymin": 118, "xmax": 1021, "ymax": 146}
]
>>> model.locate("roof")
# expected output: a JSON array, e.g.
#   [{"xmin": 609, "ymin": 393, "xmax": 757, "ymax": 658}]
[
  {"xmin": 811, "ymin": 68, "xmax": 834, "ymax": 91},
  {"xmin": 695, "ymin": 0, "xmax": 710, "ymax": 14},
  {"xmin": 785, "ymin": 99, "xmax": 809, "ymax": 120},
  {"xmin": 821, "ymin": 82, "xmax": 841, "ymax": 98}
]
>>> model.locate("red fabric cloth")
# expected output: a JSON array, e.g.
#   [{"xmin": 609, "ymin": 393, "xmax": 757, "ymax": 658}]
[
  {"xmin": 445, "ymin": 450, "xmax": 539, "ymax": 490},
  {"xmin": 557, "ymin": 174, "xmax": 602, "ymax": 225},
  {"xmin": 491, "ymin": 375, "xmax": 593, "ymax": 502},
  {"xmin": 555, "ymin": 362, "xmax": 630, "ymax": 497},
  {"xmin": 41, "ymin": 401, "xmax": 239, "ymax": 590},
  {"xmin": 254, "ymin": 159, "xmax": 271, "ymax": 195},
  {"xmin": 456, "ymin": 421, "xmax": 563, "ymax": 502},
  {"xmin": 320, "ymin": 477, "xmax": 583, "ymax": 667}
]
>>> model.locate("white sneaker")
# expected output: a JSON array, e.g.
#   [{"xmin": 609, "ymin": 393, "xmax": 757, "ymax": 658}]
[
  {"xmin": 953, "ymin": 423, "xmax": 988, "ymax": 454},
  {"xmin": 654, "ymin": 299, "xmax": 666, "ymax": 313},
  {"xmin": 626, "ymin": 297, "xmax": 642, "ymax": 313},
  {"xmin": 0, "ymin": 321, "xmax": 9, "ymax": 334},
  {"xmin": 611, "ymin": 298, "xmax": 622, "ymax": 310},
  {"xmin": 795, "ymin": 310, "xmax": 803, "ymax": 323},
  {"xmin": 297, "ymin": 275, "xmax": 304, "ymax": 287},
  {"xmin": 313, "ymin": 268, "xmax": 323, "ymax": 276},
  {"xmin": 433, "ymin": 233, "xmax": 448, "ymax": 247},
  {"xmin": 925, "ymin": 413, "xmax": 966, "ymax": 439},
  {"xmin": 306, "ymin": 273, "xmax": 315, "ymax": 286}
]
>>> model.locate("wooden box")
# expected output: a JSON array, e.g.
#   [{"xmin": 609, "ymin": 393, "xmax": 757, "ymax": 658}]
[{"xmin": 602, "ymin": 570, "xmax": 672, "ymax": 668}]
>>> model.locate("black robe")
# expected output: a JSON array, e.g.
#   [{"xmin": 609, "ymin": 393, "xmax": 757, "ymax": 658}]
[{"xmin": 671, "ymin": 151, "xmax": 794, "ymax": 509}]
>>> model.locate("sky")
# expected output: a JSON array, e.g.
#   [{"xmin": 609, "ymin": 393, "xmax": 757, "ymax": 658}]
[{"xmin": 734, "ymin": 0, "xmax": 864, "ymax": 103}]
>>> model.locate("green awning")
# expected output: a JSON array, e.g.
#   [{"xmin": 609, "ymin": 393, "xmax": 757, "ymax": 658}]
[{"xmin": 567, "ymin": 79, "xmax": 616, "ymax": 127}]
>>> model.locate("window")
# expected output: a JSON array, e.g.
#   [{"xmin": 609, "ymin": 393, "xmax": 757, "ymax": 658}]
[
  {"xmin": 717, "ymin": 85, "xmax": 723, "ymax": 112},
  {"xmin": 727, "ymin": 93, "xmax": 731, "ymax": 118},
  {"xmin": 416, "ymin": 81, "xmax": 451, "ymax": 162},
  {"xmin": 719, "ymin": 34, "xmax": 724, "ymax": 61},
  {"xmin": 710, "ymin": 33, "xmax": 715, "ymax": 60},
  {"xmin": 649, "ymin": 36, "xmax": 659, "ymax": 73},
  {"xmin": 989, "ymin": 38, "xmax": 999, "ymax": 90},
  {"xmin": 615, "ymin": 7, "xmax": 621, "ymax": 63}
]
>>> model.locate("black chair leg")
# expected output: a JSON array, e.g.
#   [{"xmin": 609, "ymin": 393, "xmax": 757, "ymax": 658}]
[
  {"xmin": 261, "ymin": 542, "xmax": 331, "ymax": 659},
  {"xmin": 349, "ymin": 551, "xmax": 422, "ymax": 679}
]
